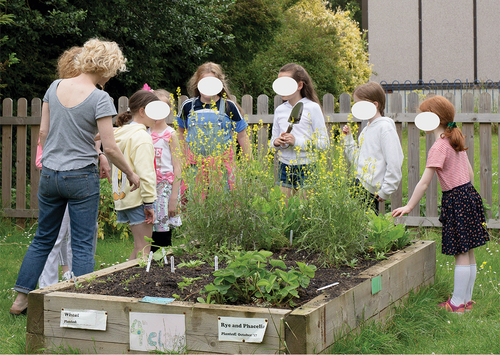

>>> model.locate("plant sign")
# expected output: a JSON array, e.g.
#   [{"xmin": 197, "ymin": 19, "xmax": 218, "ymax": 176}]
[
  {"xmin": 60, "ymin": 308, "xmax": 107, "ymax": 331},
  {"xmin": 218, "ymin": 316, "xmax": 268, "ymax": 343},
  {"xmin": 129, "ymin": 312, "xmax": 186, "ymax": 352}
]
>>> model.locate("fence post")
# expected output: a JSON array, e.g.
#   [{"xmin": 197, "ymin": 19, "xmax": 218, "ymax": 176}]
[
  {"xmin": 1, "ymin": 98, "xmax": 13, "ymax": 211},
  {"xmin": 462, "ymin": 92, "xmax": 475, "ymax": 167},
  {"xmin": 479, "ymin": 92, "xmax": 492, "ymax": 218},
  {"xmin": 424, "ymin": 93, "xmax": 440, "ymax": 218},
  {"xmin": 407, "ymin": 92, "xmax": 420, "ymax": 217},
  {"xmin": 30, "ymin": 98, "xmax": 42, "ymax": 211},
  {"xmin": 389, "ymin": 93, "xmax": 403, "ymax": 210},
  {"xmin": 16, "ymin": 99, "xmax": 28, "ymax": 227},
  {"xmin": 256, "ymin": 95, "xmax": 269, "ymax": 160}
]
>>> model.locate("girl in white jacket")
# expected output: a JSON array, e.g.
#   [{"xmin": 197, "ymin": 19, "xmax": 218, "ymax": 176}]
[
  {"xmin": 342, "ymin": 81, "xmax": 403, "ymax": 211},
  {"xmin": 270, "ymin": 63, "xmax": 330, "ymax": 199}
]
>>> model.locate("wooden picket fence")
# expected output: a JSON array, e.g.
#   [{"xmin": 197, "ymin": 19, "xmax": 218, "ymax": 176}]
[{"xmin": 2, "ymin": 91, "xmax": 500, "ymax": 228}]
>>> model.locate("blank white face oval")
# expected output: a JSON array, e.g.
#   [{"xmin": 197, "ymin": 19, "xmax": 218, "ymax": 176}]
[
  {"xmin": 145, "ymin": 101, "xmax": 170, "ymax": 120},
  {"xmin": 414, "ymin": 112, "xmax": 440, "ymax": 131},
  {"xmin": 272, "ymin": 77, "xmax": 298, "ymax": 96},
  {"xmin": 198, "ymin": 77, "xmax": 223, "ymax": 96},
  {"xmin": 351, "ymin": 101, "xmax": 377, "ymax": 120}
]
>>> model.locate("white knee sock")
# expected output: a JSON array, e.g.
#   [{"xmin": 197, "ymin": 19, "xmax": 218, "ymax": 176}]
[
  {"xmin": 451, "ymin": 265, "xmax": 470, "ymax": 307},
  {"xmin": 465, "ymin": 264, "xmax": 477, "ymax": 304}
]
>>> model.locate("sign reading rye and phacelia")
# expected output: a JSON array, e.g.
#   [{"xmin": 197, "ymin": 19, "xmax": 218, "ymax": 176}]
[{"xmin": 218, "ymin": 316, "xmax": 268, "ymax": 343}]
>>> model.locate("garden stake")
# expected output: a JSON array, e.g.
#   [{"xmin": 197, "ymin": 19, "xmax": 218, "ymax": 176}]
[
  {"xmin": 162, "ymin": 248, "xmax": 168, "ymax": 265},
  {"xmin": 146, "ymin": 251, "xmax": 153, "ymax": 272},
  {"xmin": 215, "ymin": 256, "xmax": 218, "ymax": 271},
  {"xmin": 71, "ymin": 272, "xmax": 78, "ymax": 288},
  {"xmin": 317, "ymin": 282, "xmax": 339, "ymax": 292},
  {"xmin": 170, "ymin": 256, "xmax": 175, "ymax": 273},
  {"xmin": 290, "ymin": 230, "xmax": 293, "ymax": 247}
]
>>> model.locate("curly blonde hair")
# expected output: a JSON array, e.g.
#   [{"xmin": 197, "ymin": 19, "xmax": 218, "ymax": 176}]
[
  {"xmin": 57, "ymin": 47, "xmax": 82, "ymax": 79},
  {"xmin": 74, "ymin": 38, "xmax": 127, "ymax": 78}
]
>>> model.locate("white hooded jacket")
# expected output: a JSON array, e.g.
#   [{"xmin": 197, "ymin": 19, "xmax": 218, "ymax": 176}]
[{"xmin": 344, "ymin": 116, "xmax": 403, "ymax": 200}]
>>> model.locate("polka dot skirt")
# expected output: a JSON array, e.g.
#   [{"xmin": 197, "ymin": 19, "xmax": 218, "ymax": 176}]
[{"xmin": 439, "ymin": 182, "xmax": 489, "ymax": 256}]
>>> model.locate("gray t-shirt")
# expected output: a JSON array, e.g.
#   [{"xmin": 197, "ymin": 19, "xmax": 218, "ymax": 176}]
[{"xmin": 42, "ymin": 79, "xmax": 117, "ymax": 171}]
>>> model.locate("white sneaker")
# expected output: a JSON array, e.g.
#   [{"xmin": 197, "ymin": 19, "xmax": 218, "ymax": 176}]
[{"xmin": 62, "ymin": 271, "xmax": 72, "ymax": 281}]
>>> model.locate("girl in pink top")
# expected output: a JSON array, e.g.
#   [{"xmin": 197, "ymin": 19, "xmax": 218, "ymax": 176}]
[{"xmin": 392, "ymin": 96, "xmax": 489, "ymax": 313}]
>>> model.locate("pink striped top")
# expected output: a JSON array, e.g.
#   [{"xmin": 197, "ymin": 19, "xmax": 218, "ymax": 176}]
[{"xmin": 426, "ymin": 137, "xmax": 470, "ymax": 191}]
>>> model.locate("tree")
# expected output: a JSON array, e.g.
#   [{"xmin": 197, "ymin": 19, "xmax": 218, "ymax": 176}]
[
  {"xmin": 242, "ymin": 0, "xmax": 371, "ymax": 101},
  {"xmin": 0, "ymin": 0, "xmax": 20, "ymax": 96},
  {"xmin": 210, "ymin": 0, "xmax": 287, "ymax": 98},
  {"xmin": 0, "ymin": 0, "xmax": 233, "ymax": 100}
]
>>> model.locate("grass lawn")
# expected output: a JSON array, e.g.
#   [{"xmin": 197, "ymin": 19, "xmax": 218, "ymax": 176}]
[{"xmin": 1, "ymin": 219, "xmax": 499, "ymax": 354}]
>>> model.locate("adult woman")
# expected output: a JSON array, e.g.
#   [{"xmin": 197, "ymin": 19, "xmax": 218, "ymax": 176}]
[{"xmin": 10, "ymin": 38, "xmax": 140, "ymax": 315}]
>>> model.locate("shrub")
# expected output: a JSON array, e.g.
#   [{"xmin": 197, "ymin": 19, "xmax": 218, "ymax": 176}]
[{"xmin": 97, "ymin": 179, "xmax": 130, "ymax": 240}]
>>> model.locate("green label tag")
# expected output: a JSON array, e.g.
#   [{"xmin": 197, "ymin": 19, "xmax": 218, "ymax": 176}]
[{"xmin": 371, "ymin": 275, "xmax": 382, "ymax": 295}]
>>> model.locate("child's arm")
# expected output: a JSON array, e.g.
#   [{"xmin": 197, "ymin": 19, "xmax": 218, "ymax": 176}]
[
  {"xmin": 168, "ymin": 133, "xmax": 182, "ymax": 217},
  {"xmin": 97, "ymin": 116, "xmax": 140, "ymax": 191},
  {"xmin": 236, "ymin": 129, "xmax": 252, "ymax": 160},
  {"xmin": 342, "ymin": 126, "xmax": 358, "ymax": 163},
  {"xmin": 392, "ymin": 167, "xmax": 436, "ymax": 217}
]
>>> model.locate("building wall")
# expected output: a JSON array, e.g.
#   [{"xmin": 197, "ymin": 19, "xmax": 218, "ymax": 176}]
[
  {"xmin": 368, "ymin": 0, "xmax": 419, "ymax": 83},
  {"xmin": 367, "ymin": 0, "xmax": 499, "ymax": 84},
  {"xmin": 477, "ymin": 0, "xmax": 500, "ymax": 81}
]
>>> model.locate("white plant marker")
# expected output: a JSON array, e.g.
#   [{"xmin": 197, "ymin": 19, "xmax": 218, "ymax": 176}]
[
  {"xmin": 215, "ymin": 256, "xmax": 218, "ymax": 271},
  {"xmin": 317, "ymin": 282, "xmax": 339, "ymax": 292},
  {"xmin": 146, "ymin": 251, "xmax": 153, "ymax": 272},
  {"xmin": 170, "ymin": 256, "xmax": 175, "ymax": 273},
  {"xmin": 290, "ymin": 230, "xmax": 293, "ymax": 247},
  {"xmin": 162, "ymin": 248, "xmax": 168, "ymax": 265},
  {"xmin": 71, "ymin": 272, "xmax": 78, "ymax": 287}
]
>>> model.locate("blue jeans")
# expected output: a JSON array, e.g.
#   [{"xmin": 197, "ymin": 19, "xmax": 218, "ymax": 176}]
[{"xmin": 14, "ymin": 164, "xmax": 100, "ymax": 294}]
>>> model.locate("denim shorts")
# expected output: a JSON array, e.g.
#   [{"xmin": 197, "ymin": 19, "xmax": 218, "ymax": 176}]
[
  {"xmin": 116, "ymin": 205, "xmax": 146, "ymax": 226},
  {"xmin": 277, "ymin": 162, "xmax": 313, "ymax": 189}
]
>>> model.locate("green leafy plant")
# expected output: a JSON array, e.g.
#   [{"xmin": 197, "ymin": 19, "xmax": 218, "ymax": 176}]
[
  {"xmin": 178, "ymin": 276, "xmax": 202, "ymax": 293},
  {"xmin": 97, "ymin": 180, "xmax": 130, "ymax": 240},
  {"xmin": 366, "ymin": 211, "xmax": 412, "ymax": 257},
  {"xmin": 177, "ymin": 260, "xmax": 205, "ymax": 268},
  {"xmin": 199, "ymin": 250, "xmax": 316, "ymax": 308},
  {"xmin": 120, "ymin": 273, "xmax": 140, "ymax": 291}
]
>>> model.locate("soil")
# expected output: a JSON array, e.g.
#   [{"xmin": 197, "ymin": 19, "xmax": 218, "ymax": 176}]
[{"xmin": 69, "ymin": 248, "xmax": 382, "ymax": 309}]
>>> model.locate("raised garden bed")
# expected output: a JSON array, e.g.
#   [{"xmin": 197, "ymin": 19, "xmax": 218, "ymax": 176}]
[{"xmin": 26, "ymin": 240, "xmax": 435, "ymax": 354}]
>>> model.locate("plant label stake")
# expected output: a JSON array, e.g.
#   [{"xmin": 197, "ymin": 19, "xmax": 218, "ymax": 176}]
[
  {"xmin": 71, "ymin": 272, "xmax": 78, "ymax": 288},
  {"xmin": 317, "ymin": 282, "xmax": 339, "ymax": 292},
  {"xmin": 146, "ymin": 251, "xmax": 153, "ymax": 272},
  {"xmin": 215, "ymin": 256, "xmax": 218, "ymax": 271},
  {"xmin": 162, "ymin": 248, "xmax": 168, "ymax": 265},
  {"xmin": 290, "ymin": 230, "xmax": 293, "ymax": 247},
  {"xmin": 170, "ymin": 256, "xmax": 175, "ymax": 273}
]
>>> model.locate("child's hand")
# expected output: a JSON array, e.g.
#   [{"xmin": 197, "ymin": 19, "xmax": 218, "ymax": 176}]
[
  {"xmin": 168, "ymin": 195, "xmax": 178, "ymax": 218},
  {"xmin": 342, "ymin": 125, "xmax": 351, "ymax": 135},
  {"xmin": 144, "ymin": 208, "xmax": 155, "ymax": 224},
  {"xmin": 273, "ymin": 135, "xmax": 286, "ymax": 147},
  {"xmin": 128, "ymin": 173, "xmax": 140, "ymax": 191},
  {"xmin": 282, "ymin": 133, "xmax": 296, "ymax": 145},
  {"xmin": 392, "ymin": 205, "xmax": 412, "ymax": 218}
]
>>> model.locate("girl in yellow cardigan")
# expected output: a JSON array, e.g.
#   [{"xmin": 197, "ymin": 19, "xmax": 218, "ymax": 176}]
[{"xmin": 112, "ymin": 90, "xmax": 167, "ymax": 259}]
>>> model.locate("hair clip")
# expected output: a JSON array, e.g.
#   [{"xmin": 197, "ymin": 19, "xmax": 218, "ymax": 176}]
[{"xmin": 142, "ymin": 83, "xmax": 153, "ymax": 92}]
